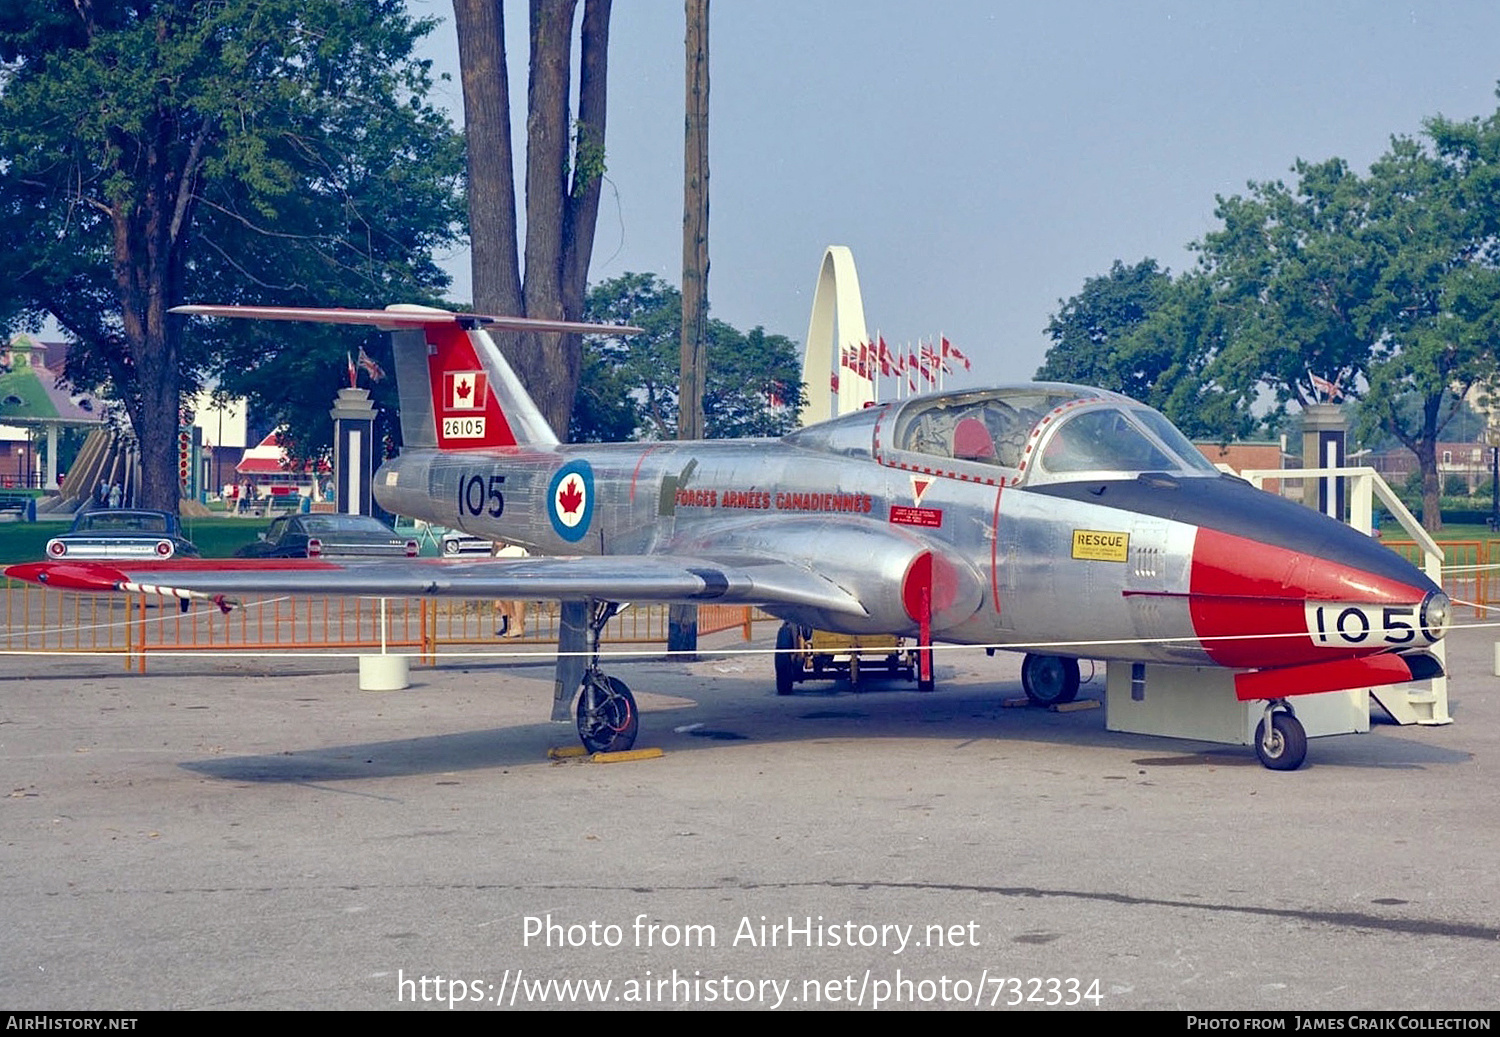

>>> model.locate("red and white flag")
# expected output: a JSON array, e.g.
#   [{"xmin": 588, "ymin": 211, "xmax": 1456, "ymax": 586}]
[
  {"xmin": 357, "ymin": 346, "xmax": 386, "ymax": 382},
  {"xmin": 1308, "ymin": 372, "xmax": 1344, "ymax": 401},
  {"xmin": 920, "ymin": 341, "xmax": 939, "ymax": 384},
  {"xmin": 941, "ymin": 336, "xmax": 971, "ymax": 371},
  {"xmin": 447, "ymin": 371, "xmax": 487, "ymax": 410}
]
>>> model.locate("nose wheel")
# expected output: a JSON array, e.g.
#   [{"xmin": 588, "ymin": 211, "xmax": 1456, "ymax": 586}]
[{"xmin": 1254, "ymin": 702, "xmax": 1306, "ymax": 771}]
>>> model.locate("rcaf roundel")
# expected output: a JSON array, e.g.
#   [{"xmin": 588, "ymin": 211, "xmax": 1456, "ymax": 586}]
[{"xmin": 547, "ymin": 460, "xmax": 594, "ymax": 542}]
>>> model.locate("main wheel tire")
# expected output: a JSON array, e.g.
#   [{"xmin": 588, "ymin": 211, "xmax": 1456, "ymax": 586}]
[
  {"xmin": 1254, "ymin": 711, "xmax": 1307, "ymax": 771},
  {"xmin": 1021, "ymin": 654, "xmax": 1080, "ymax": 706},
  {"xmin": 576, "ymin": 674, "xmax": 638, "ymax": 754},
  {"xmin": 774, "ymin": 623, "xmax": 799, "ymax": 695}
]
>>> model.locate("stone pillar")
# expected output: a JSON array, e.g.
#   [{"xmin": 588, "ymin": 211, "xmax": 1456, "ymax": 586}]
[
  {"xmin": 43, "ymin": 423, "xmax": 59, "ymax": 492},
  {"xmin": 1301, "ymin": 403, "xmax": 1347, "ymax": 521},
  {"xmin": 330, "ymin": 387, "xmax": 377, "ymax": 515}
]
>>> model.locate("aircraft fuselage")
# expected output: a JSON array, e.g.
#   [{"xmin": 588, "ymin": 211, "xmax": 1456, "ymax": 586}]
[{"xmin": 375, "ymin": 411, "xmax": 1446, "ymax": 677}]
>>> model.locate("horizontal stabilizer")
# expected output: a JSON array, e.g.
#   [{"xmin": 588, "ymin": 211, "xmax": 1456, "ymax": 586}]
[{"xmin": 170, "ymin": 304, "xmax": 640, "ymax": 336}]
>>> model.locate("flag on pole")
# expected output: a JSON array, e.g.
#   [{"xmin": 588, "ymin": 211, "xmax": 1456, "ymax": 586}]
[
  {"xmin": 920, "ymin": 341, "xmax": 939, "ymax": 384},
  {"xmin": 942, "ymin": 336, "xmax": 971, "ymax": 371},
  {"xmin": 1308, "ymin": 372, "xmax": 1344, "ymax": 402},
  {"xmin": 357, "ymin": 346, "xmax": 386, "ymax": 382}
]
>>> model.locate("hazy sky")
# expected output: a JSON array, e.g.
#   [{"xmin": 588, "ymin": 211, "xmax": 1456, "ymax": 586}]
[{"xmin": 411, "ymin": 0, "xmax": 1500, "ymax": 385}]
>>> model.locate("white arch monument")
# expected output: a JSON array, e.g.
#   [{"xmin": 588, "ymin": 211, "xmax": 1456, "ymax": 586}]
[{"xmin": 800, "ymin": 246, "xmax": 873, "ymax": 426}]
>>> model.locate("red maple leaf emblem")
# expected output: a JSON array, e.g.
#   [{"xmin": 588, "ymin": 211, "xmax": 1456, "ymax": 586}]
[
  {"xmin": 557, "ymin": 477, "xmax": 584, "ymax": 515},
  {"xmin": 455, "ymin": 377, "xmax": 471, "ymax": 400}
]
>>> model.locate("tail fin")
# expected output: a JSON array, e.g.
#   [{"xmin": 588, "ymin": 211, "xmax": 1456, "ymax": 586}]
[
  {"xmin": 387, "ymin": 306, "xmax": 557, "ymax": 450},
  {"xmin": 170, "ymin": 304, "xmax": 639, "ymax": 452}
]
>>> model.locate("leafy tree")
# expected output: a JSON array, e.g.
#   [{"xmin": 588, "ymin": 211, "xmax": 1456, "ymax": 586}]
[
  {"xmin": 452, "ymin": 0, "xmax": 612, "ymax": 437},
  {"xmin": 1355, "ymin": 129, "xmax": 1500, "ymax": 528},
  {"xmin": 1050, "ymin": 98, "xmax": 1500, "ymax": 527},
  {"xmin": 1196, "ymin": 158, "xmax": 1381, "ymax": 410},
  {"xmin": 0, "ymin": 1, "xmax": 465, "ymax": 506},
  {"xmin": 577, "ymin": 273, "xmax": 804, "ymax": 441},
  {"xmin": 1127, "ymin": 271, "xmax": 1258, "ymax": 442},
  {"xmin": 1036, "ymin": 260, "xmax": 1253, "ymax": 440},
  {"xmin": 1037, "ymin": 258, "xmax": 1173, "ymax": 395}
]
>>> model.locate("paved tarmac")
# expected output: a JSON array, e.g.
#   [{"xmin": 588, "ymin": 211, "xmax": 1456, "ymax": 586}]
[{"xmin": 2, "ymin": 620, "xmax": 1498, "ymax": 1011}]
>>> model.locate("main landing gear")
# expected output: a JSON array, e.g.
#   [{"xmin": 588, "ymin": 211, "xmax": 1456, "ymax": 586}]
[
  {"xmin": 1020, "ymin": 653, "xmax": 1080, "ymax": 707},
  {"xmin": 1254, "ymin": 700, "xmax": 1306, "ymax": 771},
  {"xmin": 559, "ymin": 600, "xmax": 639, "ymax": 754}
]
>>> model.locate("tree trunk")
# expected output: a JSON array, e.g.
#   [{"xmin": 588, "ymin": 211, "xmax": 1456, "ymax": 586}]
[
  {"xmin": 670, "ymin": 0, "xmax": 708, "ymax": 656},
  {"xmin": 453, "ymin": 0, "xmax": 523, "ymax": 317},
  {"xmin": 110, "ymin": 117, "xmax": 189, "ymax": 515},
  {"xmin": 679, "ymin": 0, "xmax": 709, "ymax": 442},
  {"xmin": 1415, "ymin": 436, "xmax": 1442, "ymax": 533},
  {"xmin": 452, "ymin": 0, "xmax": 611, "ymax": 439}
]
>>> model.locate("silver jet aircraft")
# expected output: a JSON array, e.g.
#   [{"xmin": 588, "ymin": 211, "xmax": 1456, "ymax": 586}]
[{"xmin": 6, "ymin": 305, "xmax": 1450, "ymax": 770}]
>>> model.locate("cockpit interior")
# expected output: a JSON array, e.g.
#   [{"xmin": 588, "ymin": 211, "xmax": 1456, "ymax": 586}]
[{"xmin": 887, "ymin": 387, "xmax": 1221, "ymax": 483}]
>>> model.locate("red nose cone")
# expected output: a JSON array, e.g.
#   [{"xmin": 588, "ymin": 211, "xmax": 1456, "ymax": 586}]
[{"xmin": 1189, "ymin": 527, "xmax": 1440, "ymax": 668}]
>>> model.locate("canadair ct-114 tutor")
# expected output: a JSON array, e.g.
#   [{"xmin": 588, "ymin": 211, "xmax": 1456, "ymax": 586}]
[{"xmin": 5, "ymin": 305, "xmax": 1451, "ymax": 770}]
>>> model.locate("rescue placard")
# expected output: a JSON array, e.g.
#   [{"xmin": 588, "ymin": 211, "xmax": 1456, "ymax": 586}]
[{"xmin": 1071, "ymin": 529, "xmax": 1130, "ymax": 562}]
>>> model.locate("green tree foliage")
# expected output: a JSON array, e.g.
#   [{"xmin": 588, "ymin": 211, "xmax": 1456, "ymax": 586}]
[
  {"xmin": 1197, "ymin": 121, "xmax": 1500, "ymax": 528},
  {"xmin": 576, "ymin": 273, "xmax": 805, "ymax": 441},
  {"xmin": 0, "ymin": 1, "xmax": 465, "ymax": 503},
  {"xmin": 1356, "ymin": 128, "xmax": 1500, "ymax": 528},
  {"xmin": 1197, "ymin": 158, "xmax": 1381, "ymax": 410},
  {"xmin": 1036, "ymin": 260, "xmax": 1253, "ymax": 440},
  {"xmin": 1045, "ymin": 97, "xmax": 1500, "ymax": 528},
  {"xmin": 1037, "ymin": 259, "xmax": 1173, "ymax": 396}
]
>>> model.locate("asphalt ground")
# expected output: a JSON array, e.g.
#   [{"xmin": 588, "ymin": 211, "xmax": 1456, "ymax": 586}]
[{"xmin": 2, "ymin": 620, "xmax": 1498, "ymax": 1011}]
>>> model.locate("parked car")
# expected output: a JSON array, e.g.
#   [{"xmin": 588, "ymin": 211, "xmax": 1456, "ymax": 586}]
[
  {"xmin": 45, "ymin": 509, "xmax": 200, "ymax": 560},
  {"xmin": 234, "ymin": 514, "xmax": 419, "ymax": 559},
  {"xmin": 440, "ymin": 529, "xmax": 494, "ymax": 556}
]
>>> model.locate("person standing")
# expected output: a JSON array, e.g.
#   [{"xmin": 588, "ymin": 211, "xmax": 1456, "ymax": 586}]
[{"xmin": 491, "ymin": 540, "xmax": 528, "ymax": 638}]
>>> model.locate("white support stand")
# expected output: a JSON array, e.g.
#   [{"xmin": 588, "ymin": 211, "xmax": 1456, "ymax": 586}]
[
  {"xmin": 359, "ymin": 654, "xmax": 410, "ymax": 691},
  {"xmin": 1106, "ymin": 666, "xmax": 1368, "ymax": 746},
  {"xmin": 357, "ymin": 598, "xmax": 409, "ymax": 691}
]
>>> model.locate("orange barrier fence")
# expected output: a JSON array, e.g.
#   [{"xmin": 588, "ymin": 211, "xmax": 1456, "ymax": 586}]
[
  {"xmin": 0, "ymin": 579, "xmax": 775, "ymax": 671},
  {"xmin": 1380, "ymin": 539, "xmax": 1498, "ymax": 617}
]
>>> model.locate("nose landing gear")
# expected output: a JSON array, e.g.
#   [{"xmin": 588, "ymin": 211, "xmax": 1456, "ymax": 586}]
[{"xmin": 1254, "ymin": 700, "xmax": 1306, "ymax": 771}]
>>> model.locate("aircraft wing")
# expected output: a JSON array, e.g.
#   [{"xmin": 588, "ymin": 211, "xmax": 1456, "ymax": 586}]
[{"xmin": 2, "ymin": 556, "xmax": 869, "ymax": 617}]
